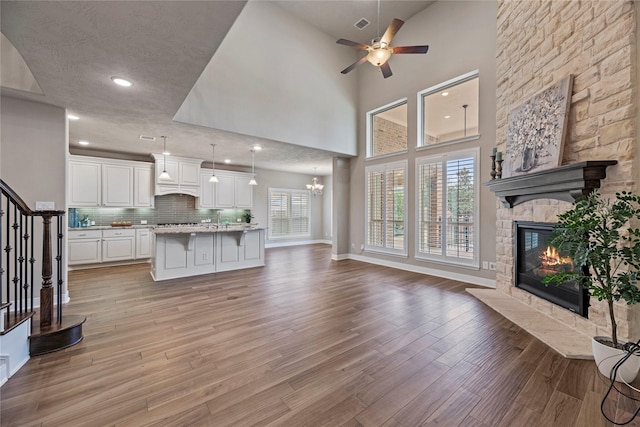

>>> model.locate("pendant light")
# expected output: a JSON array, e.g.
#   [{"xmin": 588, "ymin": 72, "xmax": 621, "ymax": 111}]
[
  {"xmin": 158, "ymin": 136, "xmax": 171, "ymax": 180},
  {"xmin": 248, "ymin": 149, "xmax": 257, "ymax": 186},
  {"xmin": 209, "ymin": 143, "xmax": 219, "ymax": 183}
]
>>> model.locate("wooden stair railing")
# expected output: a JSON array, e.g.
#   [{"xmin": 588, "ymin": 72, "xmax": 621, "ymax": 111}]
[{"xmin": 1, "ymin": 179, "xmax": 85, "ymax": 356}]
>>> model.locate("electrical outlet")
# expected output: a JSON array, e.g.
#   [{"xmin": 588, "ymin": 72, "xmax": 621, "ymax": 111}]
[
  {"xmin": 489, "ymin": 262, "xmax": 497, "ymax": 270},
  {"xmin": 141, "ymin": 220, "xmax": 147, "ymax": 225},
  {"xmin": 482, "ymin": 261, "xmax": 489, "ymax": 269},
  {"xmin": 360, "ymin": 244, "xmax": 364, "ymax": 251},
  {"xmin": 351, "ymin": 243, "xmax": 355, "ymax": 249}
]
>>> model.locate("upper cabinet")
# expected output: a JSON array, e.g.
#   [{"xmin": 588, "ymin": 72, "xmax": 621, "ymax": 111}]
[
  {"xmin": 68, "ymin": 160, "xmax": 101, "ymax": 207},
  {"xmin": 101, "ymin": 164, "xmax": 134, "ymax": 207},
  {"xmin": 152, "ymin": 154, "xmax": 202, "ymax": 197},
  {"xmin": 198, "ymin": 169, "xmax": 253, "ymax": 209},
  {"xmin": 68, "ymin": 156, "xmax": 154, "ymax": 208}
]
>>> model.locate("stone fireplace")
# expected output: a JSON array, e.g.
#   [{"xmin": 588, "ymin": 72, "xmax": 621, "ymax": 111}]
[{"xmin": 488, "ymin": 0, "xmax": 640, "ymax": 353}]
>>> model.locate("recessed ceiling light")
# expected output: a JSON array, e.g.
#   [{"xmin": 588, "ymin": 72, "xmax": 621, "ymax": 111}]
[
  {"xmin": 162, "ymin": 151, "xmax": 170, "ymax": 156},
  {"xmin": 78, "ymin": 140, "xmax": 90, "ymax": 146},
  {"xmin": 444, "ymin": 115, "xmax": 451, "ymax": 119},
  {"xmin": 442, "ymin": 92, "xmax": 449, "ymax": 96},
  {"xmin": 224, "ymin": 159, "xmax": 231, "ymax": 164},
  {"xmin": 68, "ymin": 114, "xmax": 79, "ymax": 121},
  {"xmin": 139, "ymin": 135, "xmax": 156, "ymax": 141},
  {"xmin": 252, "ymin": 145, "xmax": 262, "ymax": 151},
  {"xmin": 111, "ymin": 76, "xmax": 133, "ymax": 87}
]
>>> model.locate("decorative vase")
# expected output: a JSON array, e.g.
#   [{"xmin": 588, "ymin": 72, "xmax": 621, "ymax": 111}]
[{"xmin": 592, "ymin": 336, "xmax": 640, "ymax": 383}]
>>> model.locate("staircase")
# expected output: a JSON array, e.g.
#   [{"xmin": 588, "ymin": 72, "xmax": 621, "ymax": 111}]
[{"xmin": 1, "ymin": 179, "xmax": 85, "ymax": 385}]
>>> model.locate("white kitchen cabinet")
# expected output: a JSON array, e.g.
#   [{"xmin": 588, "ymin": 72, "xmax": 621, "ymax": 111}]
[
  {"xmin": 102, "ymin": 164, "xmax": 134, "ymax": 207},
  {"xmin": 214, "ymin": 171, "xmax": 253, "ymax": 209},
  {"xmin": 134, "ymin": 166, "xmax": 154, "ymax": 207},
  {"xmin": 152, "ymin": 154, "xmax": 202, "ymax": 196},
  {"xmin": 135, "ymin": 228, "xmax": 152, "ymax": 259},
  {"xmin": 102, "ymin": 228, "xmax": 135, "ymax": 262},
  {"xmin": 68, "ymin": 230, "xmax": 102, "ymax": 265},
  {"xmin": 69, "ymin": 156, "xmax": 155, "ymax": 208},
  {"xmin": 68, "ymin": 160, "xmax": 101, "ymax": 207},
  {"xmin": 197, "ymin": 170, "xmax": 216, "ymax": 208},
  {"xmin": 215, "ymin": 229, "xmax": 264, "ymax": 272},
  {"xmin": 234, "ymin": 175, "xmax": 253, "ymax": 208}
]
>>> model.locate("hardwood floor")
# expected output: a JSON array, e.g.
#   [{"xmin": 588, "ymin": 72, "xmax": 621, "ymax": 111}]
[{"xmin": 1, "ymin": 244, "xmax": 638, "ymax": 426}]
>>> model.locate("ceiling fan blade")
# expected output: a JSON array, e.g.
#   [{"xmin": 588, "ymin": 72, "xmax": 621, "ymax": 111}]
[
  {"xmin": 341, "ymin": 55, "xmax": 369, "ymax": 74},
  {"xmin": 336, "ymin": 38, "xmax": 370, "ymax": 51},
  {"xmin": 393, "ymin": 45, "xmax": 429, "ymax": 54},
  {"xmin": 380, "ymin": 62, "xmax": 392, "ymax": 79},
  {"xmin": 380, "ymin": 19, "xmax": 404, "ymax": 45}
]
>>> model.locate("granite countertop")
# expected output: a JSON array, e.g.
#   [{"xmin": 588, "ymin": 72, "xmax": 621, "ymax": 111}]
[
  {"xmin": 69, "ymin": 224, "xmax": 154, "ymax": 230},
  {"xmin": 153, "ymin": 225, "xmax": 263, "ymax": 234}
]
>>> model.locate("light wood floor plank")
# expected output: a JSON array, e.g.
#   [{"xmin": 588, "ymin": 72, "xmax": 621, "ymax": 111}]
[{"xmin": 0, "ymin": 244, "xmax": 630, "ymax": 426}]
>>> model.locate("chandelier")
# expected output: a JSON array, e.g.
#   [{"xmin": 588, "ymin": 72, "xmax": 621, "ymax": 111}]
[{"xmin": 306, "ymin": 171, "xmax": 324, "ymax": 196}]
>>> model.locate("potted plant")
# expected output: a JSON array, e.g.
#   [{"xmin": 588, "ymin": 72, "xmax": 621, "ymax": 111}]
[
  {"xmin": 242, "ymin": 211, "xmax": 253, "ymax": 224},
  {"xmin": 543, "ymin": 190, "xmax": 640, "ymax": 382}
]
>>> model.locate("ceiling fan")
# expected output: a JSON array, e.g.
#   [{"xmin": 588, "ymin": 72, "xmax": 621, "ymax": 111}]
[{"xmin": 336, "ymin": 18, "xmax": 429, "ymax": 78}]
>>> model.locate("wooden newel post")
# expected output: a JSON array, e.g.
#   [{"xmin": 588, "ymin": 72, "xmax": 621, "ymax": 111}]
[{"xmin": 40, "ymin": 214, "xmax": 53, "ymax": 328}]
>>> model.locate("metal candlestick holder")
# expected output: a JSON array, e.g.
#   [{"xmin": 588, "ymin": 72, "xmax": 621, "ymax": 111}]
[
  {"xmin": 490, "ymin": 154, "xmax": 497, "ymax": 180},
  {"xmin": 496, "ymin": 159, "xmax": 503, "ymax": 179}
]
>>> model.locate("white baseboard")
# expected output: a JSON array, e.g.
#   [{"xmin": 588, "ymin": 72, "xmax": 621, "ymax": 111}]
[
  {"xmin": 265, "ymin": 240, "xmax": 331, "ymax": 248},
  {"xmin": 331, "ymin": 253, "xmax": 350, "ymax": 261},
  {"xmin": 346, "ymin": 253, "xmax": 496, "ymax": 288}
]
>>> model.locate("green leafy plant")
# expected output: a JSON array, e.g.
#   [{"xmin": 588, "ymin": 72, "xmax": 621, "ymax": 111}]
[
  {"xmin": 542, "ymin": 191, "xmax": 640, "ymax": 348},
  {"xmin": 242, "ymin": 211, "xmax": 253, "ymax": 223}
]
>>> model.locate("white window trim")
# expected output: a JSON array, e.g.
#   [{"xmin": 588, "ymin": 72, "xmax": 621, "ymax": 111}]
[
  {"xmin": 417, "ymin": 69, "xmax": 480, "ymax": 148},
  {"xmin": 365, "ymin": 160, "xmax": 408, "ymax": 256},
  {"xmin": 268, "ymin": 187, "xmax": 311, "ymax": 240},
  {"xmin": 415, "ymin": 147, "xmax": 479, "ymax": 268},
  {"xmin": 366, "ymin": 97, "xmax": 408, "ymax": 159}
]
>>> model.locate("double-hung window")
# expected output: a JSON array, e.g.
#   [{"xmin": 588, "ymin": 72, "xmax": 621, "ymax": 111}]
[
  {"xmin": 416, "ymin": 148, "xmax": 478, "ymax": 266},
  {"xmin": 365, "ymin": 160, "xmax": 407, "ymax": 256},
  {"xmin": 268, "ymin": 188, "xmax": 310, "ymax": 239}
]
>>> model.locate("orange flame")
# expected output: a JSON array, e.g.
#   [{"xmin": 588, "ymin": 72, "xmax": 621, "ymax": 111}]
[{"xmin": 540, "ymin": 246, "xmax": 573, "ymax": 267}]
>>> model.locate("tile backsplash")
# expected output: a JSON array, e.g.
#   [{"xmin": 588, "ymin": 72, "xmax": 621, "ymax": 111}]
[{"xmin": 71, "ymin": 194, "xmax": 249, "ymax": 227}]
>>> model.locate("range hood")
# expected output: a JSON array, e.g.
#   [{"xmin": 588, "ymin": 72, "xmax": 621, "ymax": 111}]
[{"xmin": 151, "ymin": 154, "xmax": 203, "ymax": 197}]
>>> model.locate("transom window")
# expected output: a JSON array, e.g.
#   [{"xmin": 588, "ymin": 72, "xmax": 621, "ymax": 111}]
[
  {"xmin": 268, "ymin": 188, "xmax": 310, "ymax": 239},
  {"xmin": 365, "ymin": 160, "xmax": 407, "ymax": 256},
  {"xmin": 366, "ymin": 99, "xmax": 407, "ymax": 158},
  {"xmin": 418, "ymin": 70, "xmax": 479, "ymax": 147},
  {"xmin": 416, "ymin": 148, "xmax": 478, "ymax": 266}
]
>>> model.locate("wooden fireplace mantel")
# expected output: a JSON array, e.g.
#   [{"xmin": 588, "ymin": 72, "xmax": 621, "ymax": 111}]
[{"xmin": 484, "ymin": 160, "xmax": 618, "ymax": 208}]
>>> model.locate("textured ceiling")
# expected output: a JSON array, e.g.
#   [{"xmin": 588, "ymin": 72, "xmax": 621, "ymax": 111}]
[{"xmin": 1, "ymin": 1, "xmax": 433, "ymax": 176}]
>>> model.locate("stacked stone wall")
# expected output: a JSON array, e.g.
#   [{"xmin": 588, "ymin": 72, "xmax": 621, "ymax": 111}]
[{"xmin": 495, "ymin": 0, "xmax": 638, "ymax": 340}]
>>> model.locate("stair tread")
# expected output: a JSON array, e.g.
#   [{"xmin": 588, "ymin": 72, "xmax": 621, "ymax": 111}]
[
  {"xmin": 1, "ymin": 311, "xmax": 34, "ymax": 336},
  {"xmin": 30, "ymin": 314, "xmax": 86, "ymax": 338}
]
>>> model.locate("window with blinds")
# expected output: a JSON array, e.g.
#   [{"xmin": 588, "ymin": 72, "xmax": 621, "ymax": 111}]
[
  {"xmin": 365, "ymin": 161, "xmax": 407, "ymax": 256},
  {"xmin": 268, "ymin": 188, "xmax": 310, "ymax": 239},
  {"xmin": 416, "ymin": 149, "xmax": 478, "ymax": 266}
]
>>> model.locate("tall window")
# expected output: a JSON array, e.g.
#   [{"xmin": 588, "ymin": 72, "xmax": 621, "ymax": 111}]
[
  {"xmin": 365, "ymin": 161, "xmax": 407, "ymax": 256},
  {"xmin": 416, "ymin": 149, "xmax": 478, "ymax": 266},
  {"xmin": 418, "ymin": 70, "xmax": 479, "ymax": 147},
  {"xmin": 268, "ymin": 188, "xmax": 310, "ymax": 239},
  {"xmin": 367, "ymin": 99, "xmax": 408, "ymax": 158}
]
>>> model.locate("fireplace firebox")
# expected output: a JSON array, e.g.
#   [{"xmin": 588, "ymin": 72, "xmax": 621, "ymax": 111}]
[{"xmin": 514, "ymin": 221, "xmax": 589, "ymax": 317}]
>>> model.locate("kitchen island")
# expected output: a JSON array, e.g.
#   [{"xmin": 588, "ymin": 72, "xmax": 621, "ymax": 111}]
[{"xmin": 151, "ymin": 225, "xmax": 265, "ymax": 281}]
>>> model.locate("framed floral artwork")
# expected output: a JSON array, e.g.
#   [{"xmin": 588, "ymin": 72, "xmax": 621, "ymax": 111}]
[{"xmin": 503, "ymin": 75, "xmax": 573, "ymax": 178}]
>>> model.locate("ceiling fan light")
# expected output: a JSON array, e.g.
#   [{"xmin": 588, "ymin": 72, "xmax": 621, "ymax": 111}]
[{"xmin": 367, "ymin": 47, "xmax": 392, "ymax": 66}]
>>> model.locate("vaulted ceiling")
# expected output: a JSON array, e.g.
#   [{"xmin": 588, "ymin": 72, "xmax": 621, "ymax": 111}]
[{"xmin": 1, "ymin": 1, "xmax": 433, "ymax": 175}]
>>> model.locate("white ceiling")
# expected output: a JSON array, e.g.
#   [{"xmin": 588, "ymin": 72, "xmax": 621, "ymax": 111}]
[{"xmin": 0, "ymin": 1, "xmax": 433, "ymax": 176}]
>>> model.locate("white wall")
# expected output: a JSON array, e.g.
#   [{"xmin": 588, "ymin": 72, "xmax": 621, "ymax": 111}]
[
  {"xmin": 1, "ymin": 96, "xmax": 69, "ymax": 303},
  {"xmin": 347, "ymin": 1, "xmax": 498, "ymax": 284},
  {"xmin": 174, "ymin": 1, "xmax": 358, "ymax": 157}
]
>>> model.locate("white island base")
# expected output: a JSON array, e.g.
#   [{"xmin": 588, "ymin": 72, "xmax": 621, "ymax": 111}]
[{"xmin": 151, "ymin": 228, "xmax": 265, "ymax": 281}]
